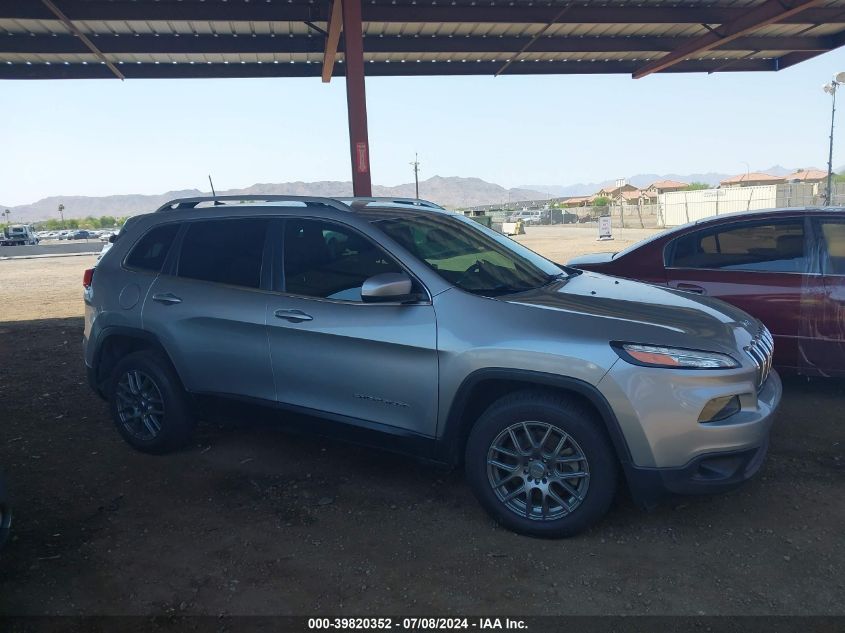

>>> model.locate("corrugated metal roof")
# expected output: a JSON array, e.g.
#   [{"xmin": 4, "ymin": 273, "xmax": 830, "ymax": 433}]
[{"xmin": 0, "ymin": 0, "xmax": 843, "ymax": 79}]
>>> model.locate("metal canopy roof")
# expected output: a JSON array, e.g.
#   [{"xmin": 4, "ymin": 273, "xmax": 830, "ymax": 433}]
[{"xmin": 1, "ymin": 0, "xmax": 844, "ymax": 80}]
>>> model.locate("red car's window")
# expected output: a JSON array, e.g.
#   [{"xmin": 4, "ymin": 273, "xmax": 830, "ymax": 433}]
[
  {"xmin": 820, "ymin": 221, "xmax": 845, "ymax": 275},
  {"xmin": 669, "ymin": 220, "xmax": 806, "ymax": 273}
]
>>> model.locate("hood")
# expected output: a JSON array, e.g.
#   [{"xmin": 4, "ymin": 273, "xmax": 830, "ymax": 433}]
[
  {"xmin": 502, "ymin": 271, "xmax": 755, "ymax": 354},
  {"xmin": 567, "ymin": 252, "xmax": 615, "ymax": 266}
]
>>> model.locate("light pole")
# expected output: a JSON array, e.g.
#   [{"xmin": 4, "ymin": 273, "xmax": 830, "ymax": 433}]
[
  {"xmin": 410, "ymin": 153, "xmax": 420, "ymax": 199},
  {"xmin": 58, "ymin": 203, "xmax": 65, "ymax": 229},
  {"xmin": 823, "ymin": 72, "xmax": 845, "ymax": 205}
]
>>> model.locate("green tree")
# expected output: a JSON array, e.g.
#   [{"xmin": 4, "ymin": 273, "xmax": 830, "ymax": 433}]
[
  {"xmin": 593, "ymin": 196, "xmax": 611, "ymax": 207},
  {"xmin": 65, "ymin": 219, "xmax": 79, "ymax": 229},
  {"xmin": 99, "ymin": 215, "xmax": 116, "ymax": 228},
  {"xmin": 684, "ymin": 182, "xmax": 710, "ymax": 191},
  {"xmin": 44, "ymin": 218, "xmax": 62, "ymax": 230}
]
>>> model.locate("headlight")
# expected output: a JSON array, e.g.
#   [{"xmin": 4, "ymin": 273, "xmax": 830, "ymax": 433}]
[{"xmin": 612, "ymin": 343, "xmax": 740, "ymax": 369}]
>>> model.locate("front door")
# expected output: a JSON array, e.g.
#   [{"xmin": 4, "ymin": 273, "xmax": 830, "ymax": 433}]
[
  {"xmin": 266, "ymin": 217, "xmax": 439, "ymax": 436},
  {"xmin": 664, "ymin": 217, "xmax": 811, "ymax": 371}
]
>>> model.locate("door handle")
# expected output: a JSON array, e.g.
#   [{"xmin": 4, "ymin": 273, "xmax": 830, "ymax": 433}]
[
  {"xmin": 274, "ymin": 309, "xmax": 313, "ymax": 323},
  {"xmin": 151, "ymin": 292, "xmax": 182, "ymax": 305},
  {"xmin": 674, "ymin": 283, "xmax": 706, "ymax": 294}
]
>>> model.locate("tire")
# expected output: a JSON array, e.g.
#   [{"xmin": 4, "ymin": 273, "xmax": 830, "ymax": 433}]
[
  {"xmin": 107, "ymin": 350, "xmax": 195, "ymax": 454},
  {"xmin": 465, "ymin": 390, "xmax": 618, "ymax": 538}
]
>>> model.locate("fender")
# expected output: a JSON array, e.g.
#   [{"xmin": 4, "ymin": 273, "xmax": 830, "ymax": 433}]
[
  {"xmin": 90, "ymin": 326, "xmax": 179, "ymax": 393},
  {"xmin": 438, "ymin": 368, "xmax": 633, "ymax": 467}
]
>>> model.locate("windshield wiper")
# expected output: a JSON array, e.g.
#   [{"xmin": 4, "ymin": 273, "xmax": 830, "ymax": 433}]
[{"xmin": 540, "ymin": 272, "xmax": 567, "ymax": 286}]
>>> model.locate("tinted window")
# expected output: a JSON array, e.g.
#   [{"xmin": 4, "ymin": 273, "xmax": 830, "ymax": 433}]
[
  {"xmin": 178, "ymin": 219, "xmax": 267, "ymax": 289},
  {"xmin": 820, "ymin": 220, "xmax": 845, "ymax": 275},
  {"xmin": 670, "ymin": 221, "xmax": 806, "ymax": 272},
  {"xmin": 125, "ymin": 223, "xmax": 180, "ymax": 272},
  {"xmin": 283, "ymin": 219, "xmax": 403, "ymax": 301}
]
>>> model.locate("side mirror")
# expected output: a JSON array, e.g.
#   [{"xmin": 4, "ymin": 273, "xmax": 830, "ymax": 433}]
[{"xmin": 361, "ymin": 272, "xmax": 414, "ymax": 303}]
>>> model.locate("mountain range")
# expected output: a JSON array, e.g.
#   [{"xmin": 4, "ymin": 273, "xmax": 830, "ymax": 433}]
[
  {"xmin": 1, "ymin": 165, "xmax": 831, "ymax": 222},
  {"xmin": 1, "ymin": 176, "xmax": 551, "ymax": 222}
]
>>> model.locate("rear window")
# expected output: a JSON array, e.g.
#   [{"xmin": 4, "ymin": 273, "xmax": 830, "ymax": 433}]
[
  {"xmin": 125, "ymin": 223, "xmax": 180, "ymax": 272},
  {"xmin": 177, "ymin": 218, "xmax": 268, "ymax": 289},
  {"xmin": 669, "ymin": 220, "xmax": 806, "ymax": 273}
]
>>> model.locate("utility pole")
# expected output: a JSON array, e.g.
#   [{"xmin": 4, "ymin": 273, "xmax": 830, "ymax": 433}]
[
  {"xmin": 823, "ymin": 72, "xmax": 845, "ymax": 205},
  {"xmin": 58, "ymin": 203, "xmax": 65, "ymax": 229},
  {"xmin": 410, "ymin": 153, "xmax": 420, "ymax": 199}
]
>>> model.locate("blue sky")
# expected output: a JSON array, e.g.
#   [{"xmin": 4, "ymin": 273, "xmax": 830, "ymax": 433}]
[{"xmin": 1, "ymin": 50, "xmax": 844, "ymax": 206}]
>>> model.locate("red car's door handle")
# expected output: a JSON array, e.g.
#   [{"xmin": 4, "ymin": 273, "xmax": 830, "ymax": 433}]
[{"xmin": 673, "ymin": 282, "xmax": 706, "ymax": 294}]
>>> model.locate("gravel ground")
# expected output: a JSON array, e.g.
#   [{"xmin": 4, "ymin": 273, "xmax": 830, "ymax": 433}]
[{"xmin": 0, "ymin": 226, "xmax": 843, "ymax": 616}]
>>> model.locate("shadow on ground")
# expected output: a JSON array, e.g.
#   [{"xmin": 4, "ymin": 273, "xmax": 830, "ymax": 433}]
[{"xmin": 0, "ymin": 318, "xmax": 843, "ymax": 615}]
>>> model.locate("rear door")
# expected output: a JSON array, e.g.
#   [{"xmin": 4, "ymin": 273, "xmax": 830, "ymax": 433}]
[
  {"xmin": 142, "ymin": 217, "xmax": 275, "ymax": 400},
  {"xmin": 804, "ymin": 216, "xmax": 845, "ymax": 376},
  {"xmin": 265, "ymin": 217, "xmax": 439, "ymax": 436},
  {"xmin": 664, "ymin": 217, "xmax": 811, "ymax": 371}
]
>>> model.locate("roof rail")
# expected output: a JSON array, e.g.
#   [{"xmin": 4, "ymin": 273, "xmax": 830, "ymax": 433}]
[
  {"xmin": 154, "ymin": 195, "xmax": 352, "ymax": 213},
  {"xmin": 337, "ymin": 197, "xmax": 445, "ymax": 210}
]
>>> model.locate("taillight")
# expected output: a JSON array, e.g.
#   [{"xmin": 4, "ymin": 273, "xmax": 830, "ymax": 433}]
[{"xmin": 83, "ymin": 268, "xmax": 94, "ymax": 289}]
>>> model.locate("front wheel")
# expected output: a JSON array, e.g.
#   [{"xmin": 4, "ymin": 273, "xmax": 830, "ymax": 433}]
[{"xmin": 465, "ymin": 390, "xmax": 618, "ymax": 537}]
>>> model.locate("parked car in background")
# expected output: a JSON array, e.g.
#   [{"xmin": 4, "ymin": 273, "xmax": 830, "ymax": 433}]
[
  {"xmin": 508, "ymin": 210, "xmax": 544, "ymax": 225},
  {"xmin": 568, "ymin": 207, "xmax": 845, "ymax": 377},
  {"xmin": 68, "ymin": 230, "xmax": 91, "ymax": 240},
  {"xmin": 83, "ymin": 195, "xmax": 779, "ymax": 537}
]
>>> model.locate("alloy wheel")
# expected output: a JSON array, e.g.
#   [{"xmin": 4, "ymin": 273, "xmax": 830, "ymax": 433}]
[
  {"xmin": 486, "ymin": 421, "xmax": 590, "ymax": 521},
  {"xmin": 115, "ymin": 369, "xmax": 165, "ymax": 441}
]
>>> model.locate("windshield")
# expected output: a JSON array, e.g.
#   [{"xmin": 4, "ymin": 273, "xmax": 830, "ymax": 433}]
[{"xmin": 368, "ymin": 212, "xmax": 565, "ymax": 296}]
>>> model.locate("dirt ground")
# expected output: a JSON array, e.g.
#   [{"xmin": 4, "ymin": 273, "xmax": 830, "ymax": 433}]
[{"xmin": 0, "ymin": 227, "xmax": 843, "ymax": 616}]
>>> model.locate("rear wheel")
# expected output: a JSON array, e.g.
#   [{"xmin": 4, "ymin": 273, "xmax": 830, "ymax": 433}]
[
  {"xmin": 107, "ymin": 351, "xmax": 194, "ymax": 454},
  {"xmin": 465, "ymin": 390, "xmax": 618, "ymax": 537}
]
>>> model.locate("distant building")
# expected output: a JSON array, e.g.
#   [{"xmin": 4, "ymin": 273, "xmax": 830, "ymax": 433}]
[
  {"xmin": 562, "ymin": 196, "xmax": 592, "ymax": 207},
  {"xmin": 645, "ymin": 180, "xmax": 688, "ymax": 197},
  {"xmin": 614, "ymin": 189, "xmax": 650, "ymax": 206},
  {"xmin": 596, "ymin": 183, "xmax": 639, "ymax": 197},
  {"xmin": 720, "ymin": 172, "xmax": 786, "ymax": 188},
  {"xmin": 786, "ymin": 169, "xmax": 827, "ymax": 184}
]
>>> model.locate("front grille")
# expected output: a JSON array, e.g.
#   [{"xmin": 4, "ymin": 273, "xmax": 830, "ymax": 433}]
[{"xmin": 745, "ymin": 326, "xmax": 774, "ymax": 389}]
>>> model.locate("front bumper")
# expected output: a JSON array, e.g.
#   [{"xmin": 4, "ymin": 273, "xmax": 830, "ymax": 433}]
[
  {"xmin": 597, "ymin": 363, "xmax": 782, "ymax": 506},
  {"xmin": 623, "ymin": 438, "xmax": 770, "ymax": 507}
]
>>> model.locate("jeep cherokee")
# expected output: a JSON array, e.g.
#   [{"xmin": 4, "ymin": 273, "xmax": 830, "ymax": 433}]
[{"xmin": 83, "ymin": 196, "xmax": 781, "ymax": 537}]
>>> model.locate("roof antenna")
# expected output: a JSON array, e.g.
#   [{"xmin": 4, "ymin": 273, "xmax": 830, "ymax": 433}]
[{"xmin": 208, "ymin": 174, "xmax": 223, "ymax": 205}]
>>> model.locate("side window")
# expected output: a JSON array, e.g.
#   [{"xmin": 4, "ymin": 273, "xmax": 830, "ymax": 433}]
[
  {"xmin": 177, "ymin": 218, "xmax": 268, "ymax": 289},
  {"xmin": 125, "ymin": 223, "xmax": 180, "ymax": 272},
  {"xmin": 283, "ymin": 219, "xmax": 403, "ymax": 301},
  {"xmin": 670, "ymin": 221, "xmax": 806, "ymax": 272},
  {"xmin": 820, "ymin": 220, "xmax": 845, "ymax": 275}
]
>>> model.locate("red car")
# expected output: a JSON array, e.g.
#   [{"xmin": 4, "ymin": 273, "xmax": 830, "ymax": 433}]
[{"xmin": 568, "ymin": 207, "xmax": 845, "ymax": 377}]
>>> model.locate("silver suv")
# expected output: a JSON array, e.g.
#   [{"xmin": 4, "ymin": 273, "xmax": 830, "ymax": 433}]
[{"xmin": 83, "ymin": 196, "xmax": 781, "ymax": 537}]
